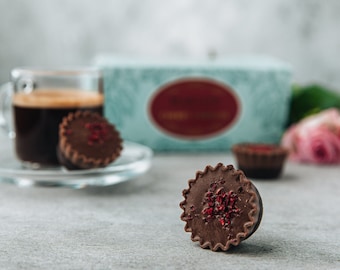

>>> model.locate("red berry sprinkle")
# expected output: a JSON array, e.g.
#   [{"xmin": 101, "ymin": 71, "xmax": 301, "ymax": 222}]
[
  {"xmin": 85, "ymin": 122, "xmax": 109, "ymax": 146},
  {"xmin": 247, "ymin": 144, "xmax": 275, "ymax": 152},
  {"xmin": 202, "ymin": 181, "xmax": 241, "ymax": 229},
  {"xmin": 65, "ymin": 129, "xmax": 73, "ymax": 135}
]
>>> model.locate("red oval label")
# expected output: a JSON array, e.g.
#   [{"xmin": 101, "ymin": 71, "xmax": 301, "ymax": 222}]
[{"xmin": 148, "ymin": 78, "xmax": 240, "ymax": 139}]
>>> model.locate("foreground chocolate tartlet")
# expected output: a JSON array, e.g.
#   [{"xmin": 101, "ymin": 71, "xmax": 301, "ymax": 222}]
[
  {"xmin": 180, "ymin": 163, "xmax": 263, "ymax": 251},
  {"xmin": 58, "ymin": 111, "xmax": 123, "ymax": 170},
  {"xmin": 232, "ymin": 143, "xmax": 288, "ymax": 179}
]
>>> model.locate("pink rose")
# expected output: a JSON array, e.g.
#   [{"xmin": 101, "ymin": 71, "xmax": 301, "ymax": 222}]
[{"xmin": 281, "ymin": 108, "xmax": 340, "ymax": 164}]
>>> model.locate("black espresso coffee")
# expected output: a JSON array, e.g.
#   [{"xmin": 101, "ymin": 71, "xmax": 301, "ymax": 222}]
[{"xmin": 13, "ymin": 89, "xmax": 104, "ymax": 166}]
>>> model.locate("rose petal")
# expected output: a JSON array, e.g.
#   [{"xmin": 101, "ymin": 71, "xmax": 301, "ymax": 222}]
[{"xmin": 282, "ymin": 108, "xmax": 340, "ymax": 164}]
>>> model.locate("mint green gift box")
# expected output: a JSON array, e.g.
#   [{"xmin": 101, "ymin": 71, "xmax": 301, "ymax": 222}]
[{"xmin": 95, "ymin": 55, "xmax": 292, "ymax": 151}]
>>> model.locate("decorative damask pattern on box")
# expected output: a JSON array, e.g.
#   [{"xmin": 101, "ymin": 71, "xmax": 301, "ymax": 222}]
[{"xmin": 97, "ymin": 56, "xmax": 291, "ymax": 151}]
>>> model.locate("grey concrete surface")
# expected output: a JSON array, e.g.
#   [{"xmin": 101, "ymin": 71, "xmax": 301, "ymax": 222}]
[{"xmin": 0, "ymin": 153, "xmax": 339, "ymax": 270}]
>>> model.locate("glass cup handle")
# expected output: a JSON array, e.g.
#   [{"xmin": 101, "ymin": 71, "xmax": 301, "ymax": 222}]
[{"xmin": 0, "ymin": 82, "xmax": 15, "ymax": 138}]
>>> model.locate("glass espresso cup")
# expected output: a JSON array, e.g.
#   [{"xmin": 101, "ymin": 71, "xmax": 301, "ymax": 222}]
[{"xmin": 0, "ymin": 67, "xmax": 104, "ymax": 168}]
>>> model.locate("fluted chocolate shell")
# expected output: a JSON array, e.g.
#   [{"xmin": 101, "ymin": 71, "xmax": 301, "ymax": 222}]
[
  {"xmin": 232, "ymin": 143, "xmax": 288, "ymax": 179},
  {"xmin": 58, "ymin": 110, "xmax": 123, "ymax": 170},
  {"xmin": 180, "ymin": 163, "xmax": 263, "ymax": 251}
]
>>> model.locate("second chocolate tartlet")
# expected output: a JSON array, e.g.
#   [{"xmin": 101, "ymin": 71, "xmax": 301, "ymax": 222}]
[
  {"xmin": 180, "ymin": 163, "xmax": 263, "ymax": 251},
  {"xmin": 58, "ymin": 111, "xmax": 123, "ymax": 170},
  {"xmin": 232, "ymin": 143, "xmax": 288, "ymax": 179}
]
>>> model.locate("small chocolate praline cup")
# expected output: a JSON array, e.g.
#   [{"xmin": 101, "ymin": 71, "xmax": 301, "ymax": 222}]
[
  {"xmin": 58, "ymin": 110, "xmax": 123, "ymax": 170},
  {"xmin": 180, "ymin": 163, "xmax": 263, "ymax": 251},
  {"xmin": 232, "ymin": 143, "xmax": 289, "ymax": 179}
]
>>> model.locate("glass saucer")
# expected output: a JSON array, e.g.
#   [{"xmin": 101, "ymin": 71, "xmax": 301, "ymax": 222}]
[{"xmin": 0, "ymin": 141, "xmax": 153, "ymax": 188}]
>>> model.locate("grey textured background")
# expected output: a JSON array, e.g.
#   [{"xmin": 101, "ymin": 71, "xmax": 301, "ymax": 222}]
[{"xmin": 1, "ymin": 0, "xmax": 340, "ymax": 91}]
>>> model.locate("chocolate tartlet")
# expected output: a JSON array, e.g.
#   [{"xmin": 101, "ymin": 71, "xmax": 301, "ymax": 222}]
[
  {"xmin": 232, "ymin": 143, "xmax": 288, "ymax": 179},
  {"xmin": 180, "ymin": 163, "xmax": 263, "ymax": 251},
  {"xmin": 58, "ymin": 111, "xmax": 123, "ymax": 170}
]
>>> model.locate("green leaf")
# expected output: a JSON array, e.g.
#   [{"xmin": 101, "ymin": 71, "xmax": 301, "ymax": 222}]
[{"xmin": 287, "ymin": 84, "xmax": 340, "ymax": 126}]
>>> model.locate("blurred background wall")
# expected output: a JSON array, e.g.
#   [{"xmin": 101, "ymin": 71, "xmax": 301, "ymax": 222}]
[{"xmin": 1, "ymin": 0, "xmax": 340, "ymax": 91}]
